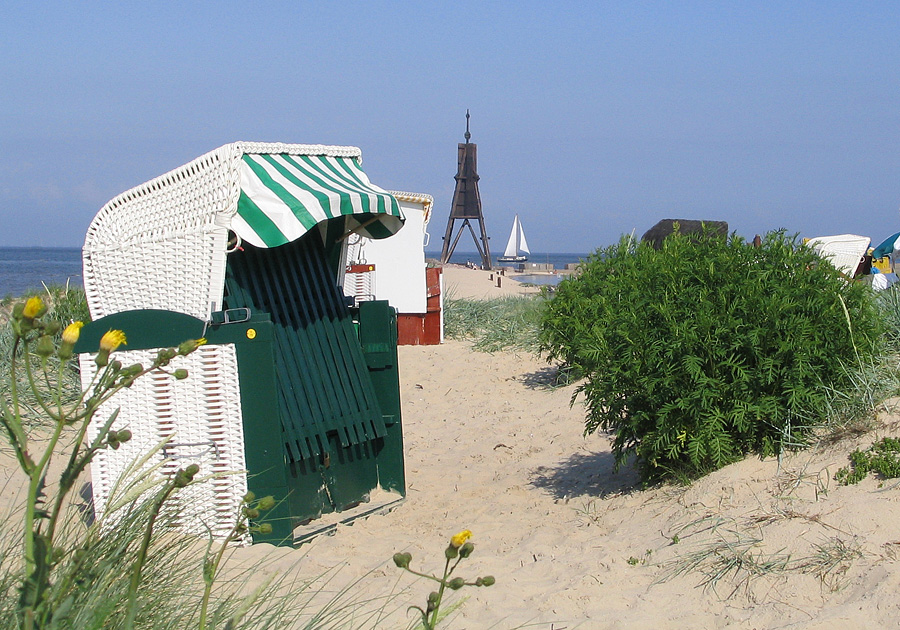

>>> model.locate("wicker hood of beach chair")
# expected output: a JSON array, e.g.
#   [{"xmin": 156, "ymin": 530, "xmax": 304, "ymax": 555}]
[{"xmin": 82, "ymin": 141, "xmax": 405, "ymax": 321}]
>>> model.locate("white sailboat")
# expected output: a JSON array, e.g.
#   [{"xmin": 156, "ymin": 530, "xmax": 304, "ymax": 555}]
[{"xmin": 497, "ymin": 214, "xmax": 530, "ymax": 263}]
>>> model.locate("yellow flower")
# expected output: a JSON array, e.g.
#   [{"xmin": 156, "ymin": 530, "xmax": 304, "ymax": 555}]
[
  {"xmin": 23, "ymin": 296, "xmax": 44, "ymax": 320},
  {"xmin": 450, "ymin": 530, "xmax": 472, "ymax": 548},
  {"xmin": 62, "ymin": 321, "xmax": 84, "ymax": 345},
  {"xmin": 100, "ymin": 329, "xmax": 127, "ymax": 353}
]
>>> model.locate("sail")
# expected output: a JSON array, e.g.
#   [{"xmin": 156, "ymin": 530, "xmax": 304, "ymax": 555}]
[
  {"xmin": 518, "ymin": 219, "xmax": 530, "ymax": 255},
  {"xmin": 503, "ymin": 215, "xmax": 520, "ymax": 257}
]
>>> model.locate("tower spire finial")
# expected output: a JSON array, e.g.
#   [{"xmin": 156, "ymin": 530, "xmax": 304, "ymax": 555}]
[{"xmin": 464, "ymin": 109, "xmax": 471, "ymax": 143}]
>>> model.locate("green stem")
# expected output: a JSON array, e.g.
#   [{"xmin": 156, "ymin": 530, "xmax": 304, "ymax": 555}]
[
  {"xmin": 123, "ymin": 482, "xmax": 177, "ymax": 630},
  {"xmin": 20, "ymin": 353, "xmax": 69, "ymax": 596},
  {"xmin": 427, "ymin": 556, "xmax": 452, "ymax": 630},
  {"xmin": 198, "ymin": 514, "xmax": 244, "ymax": 629},
  {"xmin": 4, "ymin": 336, "xmax": 31, "ymax": 471},
  {"xmin": 42, "ymin": 408, "xmax": 95, "ymax": 547},
  {"xmin": 21, "ymin": 341, "xmax": 60, "ymax": 421},
  {"xmin": 0, "ymin": 397, "xmax": 30, "ymax": 473}
]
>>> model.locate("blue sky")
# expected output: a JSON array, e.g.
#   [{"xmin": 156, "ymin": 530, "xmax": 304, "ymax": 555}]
[{"xmin": 2, "ymin": 1, "xmax": 899, "ymax": 252}]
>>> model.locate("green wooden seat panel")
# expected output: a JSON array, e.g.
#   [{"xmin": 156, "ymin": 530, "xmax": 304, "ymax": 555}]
[{"xmin": 224, "ymin": 235, "xmax": 387, "ymax": 462}]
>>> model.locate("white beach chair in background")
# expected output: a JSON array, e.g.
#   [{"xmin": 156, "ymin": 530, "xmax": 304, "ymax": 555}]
[{"xmin": 805, "ymin": 234, "xmax": 870, "ymax": 277}]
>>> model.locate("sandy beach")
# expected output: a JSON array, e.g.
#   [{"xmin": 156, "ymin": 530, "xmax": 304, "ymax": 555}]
[
  {"xmin": 4, "ymin": 265, "xmax": 898, "ymax": 629},
  {"xmin": 216, "ymin": 265, "xmax": 900, "ymax": 629},
  {"xmin": 441, "ymin": 264, "xmax": 543, "ymax": 299}
]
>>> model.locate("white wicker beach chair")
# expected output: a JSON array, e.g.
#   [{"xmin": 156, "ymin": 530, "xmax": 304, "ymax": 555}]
[
  {"xmin": 806, "ymin": 234, "xmax": 871, "ymax": 277},
  {"xmin": 80, "ymin": 142, "xmax": 406, "ymax": 544}
]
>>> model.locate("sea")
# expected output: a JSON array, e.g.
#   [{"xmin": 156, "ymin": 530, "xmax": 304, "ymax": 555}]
[
  {"xmin": 0, "ymin": 247, "xmax": 84, "ymax": 298},
  {"xmin": 0, "ymin": 247, "xmax": 593, "ymax": 297},
  {"xmin": 425, "ymin": 250, "xmax": 589, "ymax": 269}
]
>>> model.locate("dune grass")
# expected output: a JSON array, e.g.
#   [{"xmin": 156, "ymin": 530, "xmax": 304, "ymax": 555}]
[
  {"xmin": 0, "ymin": 482, "xmax": 401, "ymax": 630},
  {"xmin": 0, "ymin": 284, "xmax": 89, "ymax": 425},
  {"xmin": 442, "ymin": 294, "xmax": 546, "ymax": 353}
]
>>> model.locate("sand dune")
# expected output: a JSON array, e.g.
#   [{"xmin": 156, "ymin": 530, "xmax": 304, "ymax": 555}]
[
  {"xmin": 6, "ymin": 265, "xmax": 897, "ymax": 628},
  {"xmin": 227, "ymin": 266, "xmax": 900, "ymax": 628}
]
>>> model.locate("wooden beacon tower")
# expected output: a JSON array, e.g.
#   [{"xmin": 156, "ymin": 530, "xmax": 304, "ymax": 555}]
[{"xmin": 440, "ymin": 111, "xmax": 492, "ymax": 270}]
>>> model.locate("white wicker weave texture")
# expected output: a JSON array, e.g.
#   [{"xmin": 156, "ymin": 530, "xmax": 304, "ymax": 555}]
[
  {"xmin": 83, "ymin": 146, "xmax": 237, "ymax": 321},
  {"xmin": 808, "ymin": 234, "xmax": 870, "ymax": 277},
  {"xmin": 79, "ymin": 344, "xmax": 249, "ymax": 543}
]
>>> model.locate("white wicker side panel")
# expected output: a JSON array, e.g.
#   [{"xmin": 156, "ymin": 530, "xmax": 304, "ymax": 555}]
[
  {"xmin": 83, "ymin": 228, "xmax": 229, "ymax": 321},
  {"xmin": 79, "ymin": 344, "xmax": 249, "ymax": 542}
]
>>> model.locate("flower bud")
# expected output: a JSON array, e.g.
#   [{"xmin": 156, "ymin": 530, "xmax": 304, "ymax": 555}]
[
  {"xmin": 243, "ymin": 491, "xmax": 256, "ymax": 503},
  {"xmin": 447, "ymin": 577, "xmax": 465, "ymax": 590},
  {"xmin": 22, "ymin": 296, "xmax": 45, "ymax": 321},
  {"xmin": 243, "ymin": 507, "xmax": 260, "ymax": 520},
  {"xmin": 177, "ymin": 338, "xmax": 207, "ymax": 356},
  {"xmin": 156, "ymin": 348, "xmax": 177, "ymax": 364},
  {"xmin": 58, "ymin": 322, "xmax": 84, "ymax": 360},
  {"xmin": 392, "ymin": 552, "xmax": 412, "ymax": 569},
  {"xmin": 35, "ymin": 335, "xmax": 55, "ymax": 358},
  {"xmin": 459, "ymin": 542, "xmax": 475, "ymax": 558},
  {"xmin": 257, "ymin": 496, "xmax": 276, "ymax": 511},
  {"xmin": 481, "ymin": 575, "xmax": 495, "ymax": 586},
  {"xmin": 445, "ymin": 545, "xmax": 459, "ymax": 560},
  {"xmin": 61, "ymin": 321, "xmax": 84, "ymax": 345},
  {"xmin": 450, "ymin": 529, "xmax": 472, "ymax": 548},
  {"xmin": 257, "ymin": 523, "xmax": 273, "ymax": 534},
  {"xmin": 172, "ymin": 369, "xmax": 189, "ymax": 380},
  {"xmin": 174, "ymin": 464, "xmax": 200, "ymax": 487},
  {"xmin": 117, "ymin": 429, "xmax": 132, "ymax": 443},
  {"xmin": 96, "ymin": 330, "xmax": 127, "ymax": 367},
  {"xmin": 100, "ymin": 330, "xmax": 127, "ymax": 353},
  {"xmin": 44, "ymin": 321, "xmax": 61, "ymax": 336}
]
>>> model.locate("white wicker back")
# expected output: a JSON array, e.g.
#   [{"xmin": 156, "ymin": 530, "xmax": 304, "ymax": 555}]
[{"xmin": 80, "ymin": 344, "xmax": 249, "ymax": 543}]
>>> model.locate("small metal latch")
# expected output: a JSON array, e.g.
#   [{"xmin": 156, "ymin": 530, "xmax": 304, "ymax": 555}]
[
  {"xmin": 203, "ymin": 308, "xmax": 252, "ymax": 337},
  {"xmin": 211, "ymin": 308, "xmax": 251, "ymax": 325}
]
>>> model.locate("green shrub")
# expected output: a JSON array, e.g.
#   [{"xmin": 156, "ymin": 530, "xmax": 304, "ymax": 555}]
[{"xmin": 540, "ymin": 229, "xmax": 885, "ymax": 483}]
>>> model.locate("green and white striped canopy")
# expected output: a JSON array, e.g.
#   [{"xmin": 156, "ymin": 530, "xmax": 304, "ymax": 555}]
[{"xmin": 232, "ymin": 153, "xmax": 404, "ymax": 248}]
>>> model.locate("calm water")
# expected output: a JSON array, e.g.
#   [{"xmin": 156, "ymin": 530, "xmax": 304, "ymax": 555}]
[
  {"xmin": 425, "ymin": 250, "xmax": 590, "ymax": 270},
  {"xmin": 0, "ymin": 247, "xmax": 591, "ymax": 297},
  {"xmin": 0, "ymin": 247, "xmax": 83, "ymax": 297}
]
